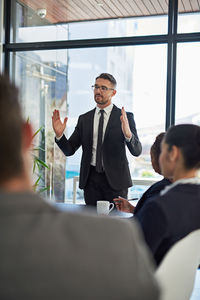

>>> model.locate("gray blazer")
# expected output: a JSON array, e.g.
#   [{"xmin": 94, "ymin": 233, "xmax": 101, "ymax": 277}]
[
  {"xmin": 0, "ymin": 192, "xmax": 159, "ymax": 300},
  {"xmin": 56, "ymin": 105, "xmax": 142, "ymax": 190}
]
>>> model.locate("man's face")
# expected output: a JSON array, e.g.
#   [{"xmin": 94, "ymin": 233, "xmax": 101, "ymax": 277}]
[{"xmin": 94, "ymin": 78, "xmax": 116, "ymax": 108}]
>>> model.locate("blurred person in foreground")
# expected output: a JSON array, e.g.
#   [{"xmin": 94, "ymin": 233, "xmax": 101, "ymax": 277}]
[
  {"xmin": 0, "ymin": 74, "xmax": 159, "ymax": 300},
  {"xmin": 118, "ymin": 124, "xmax": 200, "ymax": 266},
  {"xmin": 114, "ymin": 132, "xmax": 171, "ymax": 214}
]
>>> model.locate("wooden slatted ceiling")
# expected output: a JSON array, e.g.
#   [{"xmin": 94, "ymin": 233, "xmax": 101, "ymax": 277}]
[
  {"xmin": 18, "ymin": 0, "xmax": 200, "ymax": 24},
  {"xmin": 180, "ymin": 0, "xmax": 200, "ymax": 11}
]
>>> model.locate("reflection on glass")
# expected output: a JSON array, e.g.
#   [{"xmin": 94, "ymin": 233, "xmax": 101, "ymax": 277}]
[{"xmin": 176, "ymin": 43, "xmax": 200, "ymax": 126}]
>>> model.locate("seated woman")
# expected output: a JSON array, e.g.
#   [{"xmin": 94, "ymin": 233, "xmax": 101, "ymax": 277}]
[
  {"xmin": 134, "ymin": 124, "xmax": 200, "ymax": 265},
  {"xmin": 114, "ymin": 132, "xmax": 171, "ymax": 214}
]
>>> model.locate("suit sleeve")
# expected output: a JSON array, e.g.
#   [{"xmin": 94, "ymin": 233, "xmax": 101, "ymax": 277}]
[
  {"xmin": 55, "ymin": 116, "xmax": 82, "ymax": 156},
  {"xmin": 126, "ymin": 112, "xmax": 142, "ymax": 156}
]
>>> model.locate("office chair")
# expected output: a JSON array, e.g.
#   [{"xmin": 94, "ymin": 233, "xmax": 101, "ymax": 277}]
[{"xmin": 155, "ymin": 229, "xmax": 200, "ymax": 300}]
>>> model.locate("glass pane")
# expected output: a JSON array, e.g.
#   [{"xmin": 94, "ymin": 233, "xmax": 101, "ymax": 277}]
[
  {"xmin": 11, "ymin": 50, "xmax": 68, "ymax": 202},
  {"xmin": 178, "ymin": 0, "xmax": 200, "ymax": 33},
  {"xmin": 68, "ymin": 15, "xmax": 168, "ymax": 40},
  {"xmin": 68, "ymin": 45, "xmax": 167, "ymax": 202},
  {"xmin": 175, "ymin": 42, "xmax": 200, "ymax": 126},
  {"xmin": 12, "ymin": 44, "xmax": 166, "ymax": 202},
  {"xmin": 11, "ymin": 0, "xmax": 168, "ymax": 43}
]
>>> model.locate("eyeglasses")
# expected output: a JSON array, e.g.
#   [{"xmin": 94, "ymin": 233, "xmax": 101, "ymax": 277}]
[{"xmin": 91, "ymin": 85, "xmax": 114, "ymax": 92}]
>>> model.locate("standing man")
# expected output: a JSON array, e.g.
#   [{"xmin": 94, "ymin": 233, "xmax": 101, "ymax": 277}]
[{"xmin": 52, "ymin": 73, "xmax": 142, "ymax": 205}]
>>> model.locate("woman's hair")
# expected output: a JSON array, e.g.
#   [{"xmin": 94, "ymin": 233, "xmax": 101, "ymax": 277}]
[
  {"xmin": 150, "ymin": 132, "xmax": 165, "ymax": 174},
  {"xmin": 151, "ymin": 132, "xmax": 165, "ymax": 162},
  {"xmin": 165, "ymin": 124, "xmax": 200, "ymax": 169}
]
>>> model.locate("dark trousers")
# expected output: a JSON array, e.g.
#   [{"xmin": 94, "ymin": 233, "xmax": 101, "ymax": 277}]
[{"xmin": 84, "ymin": 166, "xmax": 128, "ymax": 206}]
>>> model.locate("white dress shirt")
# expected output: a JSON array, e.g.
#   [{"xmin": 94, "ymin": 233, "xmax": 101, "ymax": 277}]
[{"xmin": 91, "ymin": 104, "xmax": 113, "ymax": 166}]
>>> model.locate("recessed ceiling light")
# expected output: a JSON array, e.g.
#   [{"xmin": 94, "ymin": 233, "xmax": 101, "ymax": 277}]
[{"xmin": 97, "ymin": 2, "xmax": 104, "ymax": 7}]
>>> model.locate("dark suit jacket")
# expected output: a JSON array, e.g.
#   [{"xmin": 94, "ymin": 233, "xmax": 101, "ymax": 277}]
[
  {"xmin": 135, "ymin": 183, "xmax": 200, "ymax": 266},
  {"xmin": 0, "ymin": 191, "xmax": 160, "ymax": 300},
  {"xmin": 134, "ymin": 178, "xmax": 171, "ymax": 215},
  {"xmin": 56, "ymin": 105, "xmax": 142, "ymax": 190}
]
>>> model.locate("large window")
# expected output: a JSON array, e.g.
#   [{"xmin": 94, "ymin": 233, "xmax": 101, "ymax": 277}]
[
  {"xmin": 66, "ymin": 44, "xmax": 167, "ymax": 201},
  {"xmin": 175, "ymin": 42, "xmax": 200, "ymax": 125},
  {"xmin": 11, "ymin": 42, "xmax": 167, "ymax": 202}
]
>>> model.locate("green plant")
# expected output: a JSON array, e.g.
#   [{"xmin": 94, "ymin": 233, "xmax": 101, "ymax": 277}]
[
  {"xmin": 32, "ymin": 125, "xmax": 49, "ymax": 193},
  {"xmin": 141, "ymin": 170, "xmax": 154, "ymax": 178}
]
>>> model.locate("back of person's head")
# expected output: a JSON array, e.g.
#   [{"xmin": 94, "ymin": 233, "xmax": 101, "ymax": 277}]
[
  {"xmin": 165, "ymin": 124, "xmax": 200, "ymax": 169},
  {"xmin": 0, "ymin": 74, "xmax": 24, "ymax": 183},
  {"xmin": 96, "ymin": 73, "xmax": 117, "ymax": 88},
  {"xmin": 150, "ymin": 132, "xmax": 165, "ymax": 174}
]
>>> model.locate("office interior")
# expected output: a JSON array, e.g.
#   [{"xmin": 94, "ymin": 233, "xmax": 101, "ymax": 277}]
[{"xmin": 0, "ymin": 1, "xmax": 200, "ymax": 298}]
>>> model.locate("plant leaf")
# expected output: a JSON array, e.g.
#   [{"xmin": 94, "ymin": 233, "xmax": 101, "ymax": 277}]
[
  {"xmin": 33, "ymin": 147, "xmax": 45, "ymax": 152},
  {"xmin": 38, "ymin": 186, "xmax": 50, "ymax": 193},
  {"xmin": 32, "ymin": 126, "xmax": 43, "ymax": 138},
  {"xmin": 35, "ymin": 158, "xmax": 49, "ymax": 169}
]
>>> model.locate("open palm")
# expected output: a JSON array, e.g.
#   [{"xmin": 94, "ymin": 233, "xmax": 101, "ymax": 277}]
[
  {"xmin": 52, "ymin": 109, "xmax": 68, "ymax": 138},
  {"xmin": 120, "ymin": 107, "xmax": 132, "ymax": 139}
]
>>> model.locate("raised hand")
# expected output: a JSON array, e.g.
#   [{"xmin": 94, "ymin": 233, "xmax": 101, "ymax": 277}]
[
  {"xmin": 52, "ymin": 109, "xmax": 68, "ymax": 138},
  {"xmin": 120, "ymin": 107, "xmax": 132, "ymax": 139},
  {"xmin": 113, "ymin": 197, "xmax": 135, "ymax": 213}
]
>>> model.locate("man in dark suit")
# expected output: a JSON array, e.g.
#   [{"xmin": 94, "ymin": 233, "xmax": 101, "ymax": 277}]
[
  {"xmin": 52, "ymin": 73, "xmax": 142, "ymax": 205},
  {"xmin": 0, "ymin": 73, "xmax": 160, "ymax": 300}
]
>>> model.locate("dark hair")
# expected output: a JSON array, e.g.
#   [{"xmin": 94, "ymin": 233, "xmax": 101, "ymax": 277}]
[
  {"xmin": 151, "ymin": 132, "xmax": 165, "ymax": 162},
  {"xmin": 150, "ymin": 132, "xmax": 165, "ymax": 174},
  {"xmin": 96, "ymin": 73, "xmax": 117, "ymax": 88},
  {"xmin": 165, "ymin": 124, "xmax": 200, "ymax": 169},
  {"xmin": 0, "ymin": 74, "xmax": 24, "ymax": 183}
]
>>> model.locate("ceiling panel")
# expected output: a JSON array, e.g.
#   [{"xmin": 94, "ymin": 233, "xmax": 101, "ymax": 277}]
[{"xmin": 18, "ymin": 0, "xmax": 199, "ymax": 24}]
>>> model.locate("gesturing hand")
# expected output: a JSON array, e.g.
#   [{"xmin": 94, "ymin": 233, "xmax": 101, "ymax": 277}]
[
  {"xmin": 52, "ymin": 109, "xmax": 68, "ymax": 138},
  {"xmin": 120, "ymin": 107, "xmax": 132, "ymax": 139}
]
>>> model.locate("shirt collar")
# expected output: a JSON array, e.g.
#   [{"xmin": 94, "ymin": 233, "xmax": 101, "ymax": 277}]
[
  {"xmin": 160, "ymin": 177, "xmax": 200, "ymax": 196},
  {"xmin": 96, "ymin": 103, "xmax": 113, "ymax": 115}
]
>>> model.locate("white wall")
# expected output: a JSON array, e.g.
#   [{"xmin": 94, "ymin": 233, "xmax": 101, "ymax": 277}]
[{"xmin": 0, "ymin": 0, "xmax": 4, "ymax": 72}]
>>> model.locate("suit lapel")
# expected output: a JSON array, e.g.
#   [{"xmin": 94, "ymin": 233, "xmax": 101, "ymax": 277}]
[{"xmin": 87, "ymin": 108, "xmax": 96, "ymax": 142}]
